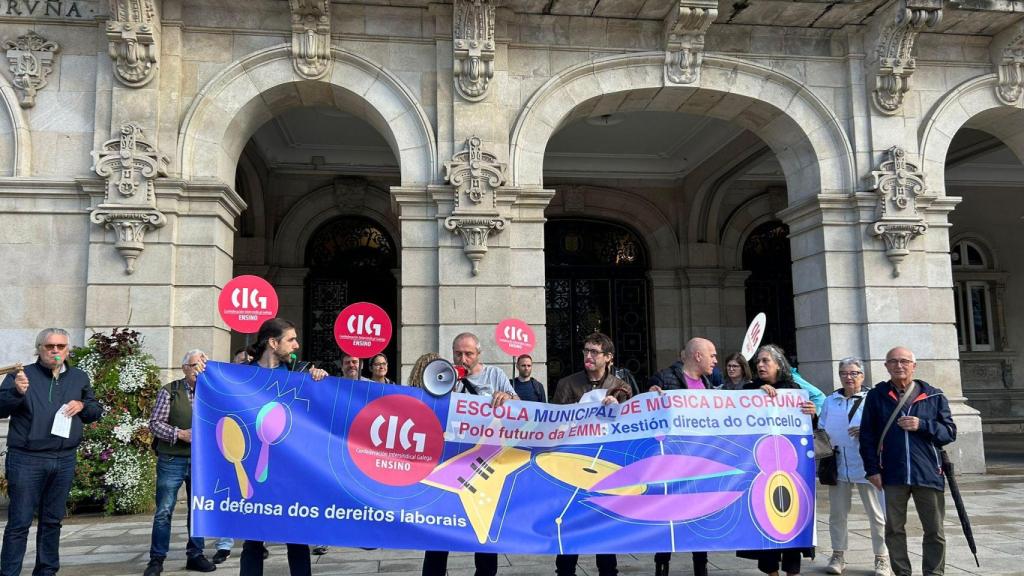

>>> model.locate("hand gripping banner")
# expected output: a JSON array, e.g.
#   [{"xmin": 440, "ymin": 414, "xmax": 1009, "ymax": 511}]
[{"xmin": 192, "ymin": 362, "xmax": 816, "ymax": 554}]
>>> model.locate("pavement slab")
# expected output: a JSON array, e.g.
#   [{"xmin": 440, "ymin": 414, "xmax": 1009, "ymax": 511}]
[{"xmin": 4, "ymin": 445, "xmax": 1024, "ymax": 575}]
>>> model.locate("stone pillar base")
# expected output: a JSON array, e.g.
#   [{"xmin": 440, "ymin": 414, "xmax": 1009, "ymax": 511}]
[{"xmin": 947, "ymin": 398, "xmax": 986, "ymax": 474}]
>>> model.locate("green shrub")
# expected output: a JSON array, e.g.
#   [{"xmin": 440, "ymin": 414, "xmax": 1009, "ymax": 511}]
[{"xmin": 69, "ymin": 328, "xmax": 161, "ymax": 515}]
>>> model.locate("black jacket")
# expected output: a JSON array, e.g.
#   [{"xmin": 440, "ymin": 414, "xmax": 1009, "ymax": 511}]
[
  {"xmin": 0, "ymin": 360, "xmax": 103, "ymax": 456},
  {"xmin": 859, "ymin": 379, "xmax": 956, "ymax": 491},
  {"xmin": 648, "ymin": 361, "xmax": 713, "ymax": 391}
]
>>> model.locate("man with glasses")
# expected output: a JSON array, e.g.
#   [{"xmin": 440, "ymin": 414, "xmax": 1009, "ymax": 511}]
[
  {"xmin": 0, "ymin": 328, "xmax": 103, "ymax": 576},
  {"xmin": 145, "ymin": 349, "xmax": 217, "ymax": 575},
  {"xmin": 422, "ymin": 332, "xmax": 517, "ymax": 576},
  {"xmin": 551, "ymin": 332, "xmax": 631, "ymax": 576},
  {"xmin": 859, "ymin": 347, "xmax": 956, "ymax": 576}
]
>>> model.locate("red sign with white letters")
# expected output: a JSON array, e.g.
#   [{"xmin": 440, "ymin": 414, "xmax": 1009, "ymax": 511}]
[
  {"xmin": 218, "ymin": 275, "xmax": 279, "ymax": 333},
  {"xmin": 334, "ymin": 302, "xmax": 393, "ymax": 358},
  {"xmin": 495, "ymin": 318, "xmax": 535, "ymax": 356}
]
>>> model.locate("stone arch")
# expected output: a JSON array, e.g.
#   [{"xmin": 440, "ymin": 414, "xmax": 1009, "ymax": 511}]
[
  {"xmin": 920, "ymin": 74, "xmax": 1024, "ymax": 194},
  {"xmin": 688, "ymin": 143, "xmax": 774, "ymax": 245},
  {"xmin": 177, "ymin": 45, "xmax": 437, "ymax": 188},
  {"xmin": 509, "ymin": 53, "xmax": 854, "ymax": 201},
  {"xmin": 235, "ymin": 148, "xmax": 265, "ymax": 239},
  {"xmin": 273, "ymin": 178, "xmax": 399, "ymax": 267},
  {"xmin": 722, "ymin": 192, "xmax": 782, "ymax": 270},
  {"xmin": 545, "ymin": 184, "xmax": 679, "ymax": 269},
  {"xmin": 0, "ymin": 78, "xmax": 31, "ymax": 177}
]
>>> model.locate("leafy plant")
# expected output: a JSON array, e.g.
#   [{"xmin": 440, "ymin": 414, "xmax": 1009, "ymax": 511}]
[{"xmin": 68, "ymin": 328, "xmax": 161, "ymax": 515}]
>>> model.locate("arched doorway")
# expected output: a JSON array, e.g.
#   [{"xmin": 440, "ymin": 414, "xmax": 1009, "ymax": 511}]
[
  {"xmin": 304, "ymin": 216, "xmax": 397, "ymax": 377},
  {"xmin": 742, "ymin": 221, "xmax": 796, "ymax": 359},
  {"xmin": 545, "ymin": 219, "xmax": 653, "ymax": 391}
]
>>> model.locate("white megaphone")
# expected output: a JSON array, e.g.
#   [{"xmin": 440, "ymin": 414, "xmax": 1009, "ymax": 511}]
[{"xmin": 421, "ymin": 358, "xmax": 463, "ymax": 397}]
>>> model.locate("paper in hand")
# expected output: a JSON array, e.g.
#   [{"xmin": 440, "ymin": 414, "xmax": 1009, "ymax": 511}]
[
  {"xmin": 580, "ymin": 388, "xmax": 608, "ymax": 404},
  {"xmin": 51, "ymin": 406, "xmax": 72, "ymax": 438}
]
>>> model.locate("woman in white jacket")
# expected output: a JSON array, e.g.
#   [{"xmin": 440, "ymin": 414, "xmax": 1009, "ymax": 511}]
[{"xmin": 819, "ymin": 357, "xmax": 889, "ymax": 576}]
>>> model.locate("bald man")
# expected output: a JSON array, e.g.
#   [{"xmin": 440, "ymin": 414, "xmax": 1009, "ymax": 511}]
[
  {"xmin": 648, "ymin": 337, "xmax": 717, "ymax": 576},
  {"xmin": 859, "ymin": 347, "xmax": 956, "ymax": 576}
]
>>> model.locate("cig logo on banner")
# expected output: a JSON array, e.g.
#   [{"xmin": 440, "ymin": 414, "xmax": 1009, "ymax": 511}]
[{"xmin": 349, "ymin": 395, "xmax": 442, "ymax": 486}]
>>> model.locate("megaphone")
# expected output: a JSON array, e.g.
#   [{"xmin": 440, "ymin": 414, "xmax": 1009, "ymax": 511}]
[{"xmin": 422, "ymin": 358, "xmax": 459, "ymax": 397}]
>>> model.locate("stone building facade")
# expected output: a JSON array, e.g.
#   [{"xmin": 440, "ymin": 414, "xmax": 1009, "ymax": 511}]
[{"xmin": 1, "ymin": 0, "xmax": 1023, "ymax": 472}]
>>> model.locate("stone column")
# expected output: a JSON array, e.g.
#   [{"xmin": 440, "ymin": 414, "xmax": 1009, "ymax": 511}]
[
  {"xmin": 84, "ymin": 179, "xmax": 243, "ymax": 376},
  {"xmin": 779, "ymin": 189, "xmax": 984, "ymax": 472}
]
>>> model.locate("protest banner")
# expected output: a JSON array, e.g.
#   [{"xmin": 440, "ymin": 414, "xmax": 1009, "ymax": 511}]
[{"xmin": 193, "ymin": 362, "xmax": 816, "ymax": 554}]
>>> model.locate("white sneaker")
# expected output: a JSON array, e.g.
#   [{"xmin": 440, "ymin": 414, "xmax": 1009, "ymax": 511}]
[
  {"xmin": 874, "ymin": 555, "xmax": 890, "ymax": 576},
  {"xmin": 825, "ymin": 551, "xmax": 846, "ymax": 575}
]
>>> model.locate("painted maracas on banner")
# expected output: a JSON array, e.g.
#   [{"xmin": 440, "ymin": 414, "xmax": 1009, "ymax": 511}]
[
  {"xmin": 254, "ymin": 402, "xmax": 290, "ymax": 483},
  {"xmin": 217, "ymin": 415, "xmax": 254, "ymax": 499}
]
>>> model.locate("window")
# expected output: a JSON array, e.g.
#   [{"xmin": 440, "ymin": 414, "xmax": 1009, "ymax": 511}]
[{"xmin": 951, "ymin": 239, "xmax": 1001, "ymax": 352}]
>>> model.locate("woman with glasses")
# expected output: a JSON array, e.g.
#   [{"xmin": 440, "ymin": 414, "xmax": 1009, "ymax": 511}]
[
  {"xmin": 721, "ymin": 352, "xmax": 752, "ymax": 389},
  {"xmin": 738, "ymin": 344, "xmax": 817, "ymax": 576},
  {"xmin": 819, "ymin": 357, "xmax": 889, "ymax": 576},
  {"xmin": 368, "ymin": 353, "xmax": 393, "ymax": 384}
]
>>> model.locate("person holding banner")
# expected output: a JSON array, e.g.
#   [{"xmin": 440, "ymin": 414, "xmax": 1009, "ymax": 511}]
[
  {"xmin": 859, "ymin": 347, "xmax": 956, "ymax": 576},
  {"xmin": 422, "ymin": 332, "xmax": 518, "ymax": 576},
  {"xmin": 819, "ymin": 357, "xmax": 889, "ymax": 576},
  {"xmin": 739, "ymin": 344, "xmax": 817, "ymax": 576},
  {"xmin": 648, "ymin": 337, "xmax": 718, "ymax": 576},
  {"xmin": 552, "ymin": 332, "xmax": 631, "ymax": 576},
  {"xmin": 144, "ymin": 349, "xmax": 217, "ymax": 576},
  {"xmin": 239, "ymin": 318, "xmax": 327, "ymax": 576}
]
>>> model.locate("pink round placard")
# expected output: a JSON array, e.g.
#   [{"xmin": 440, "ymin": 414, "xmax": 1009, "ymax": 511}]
[
  {"xmin": 334, "ymin": 302, "xmax": 393, "ymax": 358},
  {"xmin": 495, "ymin": 318, "xmax": 535, "ymax": 356},
  {"xmin": 218, "ymin": 275, "xmax": 279, "ymax": 334}
]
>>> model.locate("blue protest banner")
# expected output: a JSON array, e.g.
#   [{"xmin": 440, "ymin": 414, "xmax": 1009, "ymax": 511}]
[{"xmin": 192, "ymin": 362, "xmax": 816, "ymax": 554}]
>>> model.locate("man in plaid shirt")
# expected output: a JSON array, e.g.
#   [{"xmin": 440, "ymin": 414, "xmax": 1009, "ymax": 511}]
[{"xmin": 144, "ymin": 349, "xmax": 217, "ymax": 575}]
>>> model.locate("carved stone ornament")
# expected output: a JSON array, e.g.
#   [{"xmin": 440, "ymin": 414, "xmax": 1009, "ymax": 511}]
[
  {"xmin": 106, "ymin": 0, "xmax": 158, "ymax": 88},
  {"xmin": 443, "ymin": 136, "xmax": 507, "ymax": 208},
  {"xmin": 289, "ymin": 0, "xmax": 332, "ymax": 80},
  {"xmin": 443, "ymin": 136, "xmax": 508, "ymax": 275},
  {"xmin": 992, "ymin": 22, "xmax": 1024, "ymax": 106},
  {"xmin": 3, "ymin": 31, "xmax": 59, "ymax": 108},
  {"xmin": 90, "ymin": 123, "xmax": 169, "ymax": 274},
  {"xmin": 453, "ymin": 0, "xmax": 495, "ymax": 102},
  {"xmin": 663, "ymin": 0, "xmax": 718, "ymax": 85},
  {"xmin": 869, "ymin": 146, "xmax": 929, "ymax": 277},
  {"xmin": 870, "ymin": 0, "xmax": 942, "ymax": 115}
]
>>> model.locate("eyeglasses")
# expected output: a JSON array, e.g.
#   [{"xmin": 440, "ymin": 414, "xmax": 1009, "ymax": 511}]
[
  {"xmin": 42, "ymin": 343, "xmax": 67, "ymax": 351},
  {"xmin": 187, "ymin": 363, "xmax": 201, "ymax": 368},
  {"xmin": 372, "ymin": 362, "xmax": 387, "ymax": 367},
  {"xmin": 726, "ymin": 364, "xmax": 741, "ymax": 370},
  {"xmin": 885, "ymin": 359, "xmax": 914, "ymax": 367},
  {"xmin": 582, "ymin": 348, "xmax": 607, "ymax": 357},
  {"xmin": 838, "ymin": 371, "xmax": 863, "ymax": 378}
]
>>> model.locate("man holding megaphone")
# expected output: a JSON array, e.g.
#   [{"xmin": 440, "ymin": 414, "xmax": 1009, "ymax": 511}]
[{"xmin": 0, "ymin": 327, "xmax": 103, "ymax": 576}]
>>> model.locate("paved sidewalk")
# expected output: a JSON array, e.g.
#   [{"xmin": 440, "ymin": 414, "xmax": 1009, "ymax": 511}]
[{"xmin": 6, "ymin": 436, "xmax": 1024, "ymax": 575}]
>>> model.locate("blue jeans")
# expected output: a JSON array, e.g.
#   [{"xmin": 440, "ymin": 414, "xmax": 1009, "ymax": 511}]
[
  {"xmin": 149, "ymin": 454, "xmax": 204, "ymax": 560},
  {"xmin": 1, "ymin": 449, "xmax": 76, "ymax": 576}
]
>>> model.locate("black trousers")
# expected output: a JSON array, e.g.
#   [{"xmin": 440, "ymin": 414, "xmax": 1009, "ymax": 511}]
[
  {"xmin": 422, "ymin": 550, "xmax": 498, "ymax": 576},
  {"xmin": 556, "ymin": 553, "xmax": 618, "ymax": 576},
  {"xmin": 240, "ymin": 540, "xmax": 310, "ymax": 576},
  {"xmin": 654, "ymin": 552, "xmax": 709, "ymax": 575},
  {"xmin": 756, "ymin": 550, "xmax": 801, "ymax": 575}
]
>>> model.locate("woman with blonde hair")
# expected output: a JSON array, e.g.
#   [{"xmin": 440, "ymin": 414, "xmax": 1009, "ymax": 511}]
[{"xmin": 407, "ymin": 352, "xmax": 440, "ymax": 388}]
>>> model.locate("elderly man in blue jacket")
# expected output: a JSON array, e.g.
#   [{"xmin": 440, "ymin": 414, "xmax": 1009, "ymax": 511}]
[
  {"xmin": 0, "ymin": 328, "xmax": 103, "ymax": 576},
  {"xmin": 859, "ymin": 347, "xmax": 956, "ymax": 576}
]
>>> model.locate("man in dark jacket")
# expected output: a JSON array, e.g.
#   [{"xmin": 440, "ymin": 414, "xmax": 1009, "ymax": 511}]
[
  {"xmin": 859, "ymin": 347, "xmax": 956, "ymax": 576},
  {"xmin": 144, "ymin": 349, "xmax": 216, "ymax": 575},
  {"xmin": 551, "ymin": 332, "xmax": 631, "ymax": 576},
  {"xmin": 511, "ymin": 354, "xmax": 546, "ymax": 402},
  {"xmin": 649, "ymin": 337, "xmax": 717, "ymax": 576},
  {"xmin": 0, "ymin": 328, "xmax": 103, "ymax": 576}
]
